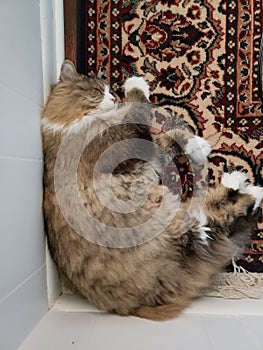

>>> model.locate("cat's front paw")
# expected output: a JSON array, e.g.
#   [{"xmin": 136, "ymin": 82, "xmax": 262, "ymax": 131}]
[
  {"xmin": 185, "ymin": 136, "xmax": 211, "ymax": 164},
  {"xmin": 124, "ymin": 76, "xmax": 150, "ymax": 100}
]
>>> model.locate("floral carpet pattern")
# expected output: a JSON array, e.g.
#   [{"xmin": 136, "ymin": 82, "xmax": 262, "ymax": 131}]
[{"xmin": 85, "ymin": 0, "xmax": 263, "ymax": 271}]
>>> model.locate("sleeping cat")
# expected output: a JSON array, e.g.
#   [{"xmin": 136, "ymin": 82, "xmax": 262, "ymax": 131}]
[{"xmin": 42, "ymin": 60, "xmax": 263, "ymax": 320}]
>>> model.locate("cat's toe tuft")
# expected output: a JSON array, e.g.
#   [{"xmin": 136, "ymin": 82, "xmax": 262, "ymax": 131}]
[
  {"xmin": 124, "ymin": 77, "xmax": 150, "ymax": 100},
  {"xmin": 185, "ymin": 136, "xmax": 211, "ymax": 164},
  {"xmin": 221, "ymin": 171, "xmax": 248, "ymax": 191}
]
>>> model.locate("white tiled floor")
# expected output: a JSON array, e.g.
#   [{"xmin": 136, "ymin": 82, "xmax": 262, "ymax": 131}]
[{"xmin": 20, "ymin": 294, "xmax": 263, "ymax": 350}]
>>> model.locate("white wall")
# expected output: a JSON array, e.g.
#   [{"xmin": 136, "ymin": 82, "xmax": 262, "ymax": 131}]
[{"xmin": 0, "ymin": 1, "xmax": 63, "ymax": 348}]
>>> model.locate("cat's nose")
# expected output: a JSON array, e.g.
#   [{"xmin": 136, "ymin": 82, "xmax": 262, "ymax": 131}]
[{"xmin": 109, "ymin": 93, "xmax": 116, "ymax": 103}]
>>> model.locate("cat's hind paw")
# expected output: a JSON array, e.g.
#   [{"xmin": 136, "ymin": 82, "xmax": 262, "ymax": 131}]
[
  {"xmin": 185, "ymin": 136, "xmax": 211, "ymax": 164},
  {"xmin": 221, "ymin": 171, "xmax": 248, "ymax": 191},
  {"xmin": 241, "ymin": 184, "xmax": 263, "ymax": 210},
  {"xmin": 124, "ymin": 77, "xmax": 150, "ymax": 100},
  {"xmin": 221, "ymin": 171, "xmax": 263, "ymax": 210}
]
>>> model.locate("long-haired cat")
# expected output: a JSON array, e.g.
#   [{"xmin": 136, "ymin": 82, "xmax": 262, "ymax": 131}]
[{"xmin": 42, "ymin": 60, "xmax": 263, "ymax": 321}]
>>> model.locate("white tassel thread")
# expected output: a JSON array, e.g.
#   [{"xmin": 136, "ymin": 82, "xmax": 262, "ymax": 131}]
[{"xmin": 205, "ymin": 259, "xmax": 263, "ymax": 299}]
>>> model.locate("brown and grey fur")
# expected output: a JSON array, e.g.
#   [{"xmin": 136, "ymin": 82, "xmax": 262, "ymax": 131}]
[{"xmin": 42, "ymin": 60, "xmax": 262, "ymax": 321}]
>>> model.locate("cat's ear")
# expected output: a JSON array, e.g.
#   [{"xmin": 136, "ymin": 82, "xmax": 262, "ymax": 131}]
[
  {"xmin": 97, "ymin": 71, "xmax": 104, "ymax": 79},
  {"xmin": 60, "ymin": 60, "xmax": 79, "ymax": 82},
  {"xmin": 97, "ymin": 65, "xmax": 105, "ymax": 80}
]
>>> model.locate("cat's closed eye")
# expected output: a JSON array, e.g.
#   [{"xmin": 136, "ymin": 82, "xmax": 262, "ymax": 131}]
[
  {"xmin": 78, "ymin": 86, "xmax": 87, "ymax": 92},
  {"xmin": 92, "ymin": 88, "xmax": 103, "ymax": 95}
]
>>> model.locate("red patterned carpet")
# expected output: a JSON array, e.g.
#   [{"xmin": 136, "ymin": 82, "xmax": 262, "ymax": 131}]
[{"xmin": 84, "ymin": 0, "xmax": 263, "ymax": 271}]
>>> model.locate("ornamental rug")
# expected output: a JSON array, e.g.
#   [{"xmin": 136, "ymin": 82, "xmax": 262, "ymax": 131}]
[{"xmin": 84, "ymin": 0, "xmax": 263, "ymax": 272}]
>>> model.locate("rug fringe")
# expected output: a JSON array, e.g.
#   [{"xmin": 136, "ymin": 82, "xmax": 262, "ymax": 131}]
[{"xmin": 205, "ymin": 259, "xmax": 263, "ymax": 299}]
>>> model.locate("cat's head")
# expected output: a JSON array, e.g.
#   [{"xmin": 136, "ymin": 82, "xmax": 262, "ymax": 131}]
[
  {"xmin": 42, "ymin": 60, "xmax": 117, "ymax": 128},
  {"xmin": 59, "ymin": 60, "xmax": 116, "ymax": 112}
]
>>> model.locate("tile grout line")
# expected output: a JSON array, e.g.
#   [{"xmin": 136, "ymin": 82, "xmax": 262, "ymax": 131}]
[
  {"xmin": 0, "ymin": 264, "xmax": 46, "ymax": 305},
  {"xmin": 0, "ymin": 155, "xmax": 43, "ymax": 163},
  {"xmin": 0, "ymin": 79, "xmax": 43, "ymax": 109},
  {"xmin": 239, "ymin": 317, "xmax": 262, "ymax": 350}
]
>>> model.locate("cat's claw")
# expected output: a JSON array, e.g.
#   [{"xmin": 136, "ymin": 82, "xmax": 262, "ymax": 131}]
[
  {"xmin": 185, "ymin": 136, "xmax": 211, "ymax": 164},
  {"xmin": 124, "ymin": 76, "xmax": 150, "ymax": 100}
]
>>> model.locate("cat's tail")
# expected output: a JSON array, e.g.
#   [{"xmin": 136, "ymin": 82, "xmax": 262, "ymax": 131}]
[{"xmin": 133, "ymin": 302, "xmax": 189, "ymax": 321}]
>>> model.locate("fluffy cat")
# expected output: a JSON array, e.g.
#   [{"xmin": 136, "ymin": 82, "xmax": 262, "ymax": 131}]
[{"xmin": 42, "ymin": 60, "xmax": 263, "ymax": 321}]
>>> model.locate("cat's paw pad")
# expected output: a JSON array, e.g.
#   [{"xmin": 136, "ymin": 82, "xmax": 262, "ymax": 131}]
[
  {"xmin": 221, "ymin": 171, "xmax": 248, "ymax": 191},
  {"xmin": 185, "ymin": 136, "xmax": 211, "ymax": 164},
  {"xmin": 241, "ymin": 184, "xmax": 263, "ymax": 210},
  {"xmin": 124, "ymin": 77, "xmax": 150, "ymax": 100}
]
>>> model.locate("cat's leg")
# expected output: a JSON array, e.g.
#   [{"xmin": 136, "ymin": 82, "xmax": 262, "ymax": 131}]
[
  {"xmin": 123, "ymin": 77, "xmax": 150, "ymax": 103},
  {"xmin": 207, "ymin": 170, "xmax": 263, "ymax": 214},
  {"xmin": 222, "ymin": 171, "xmax": 263, "ymax": 210},
  {"xmin": 154, "ymin": 129, "xmax": 211, "ymax": 163},
  {"xmin": 205, "ymin": 171, "xmax": 263, "ymax": 244},
  {"xmin": 123, "ymin": 76, "xmax": 211, "ymax": 163}
]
